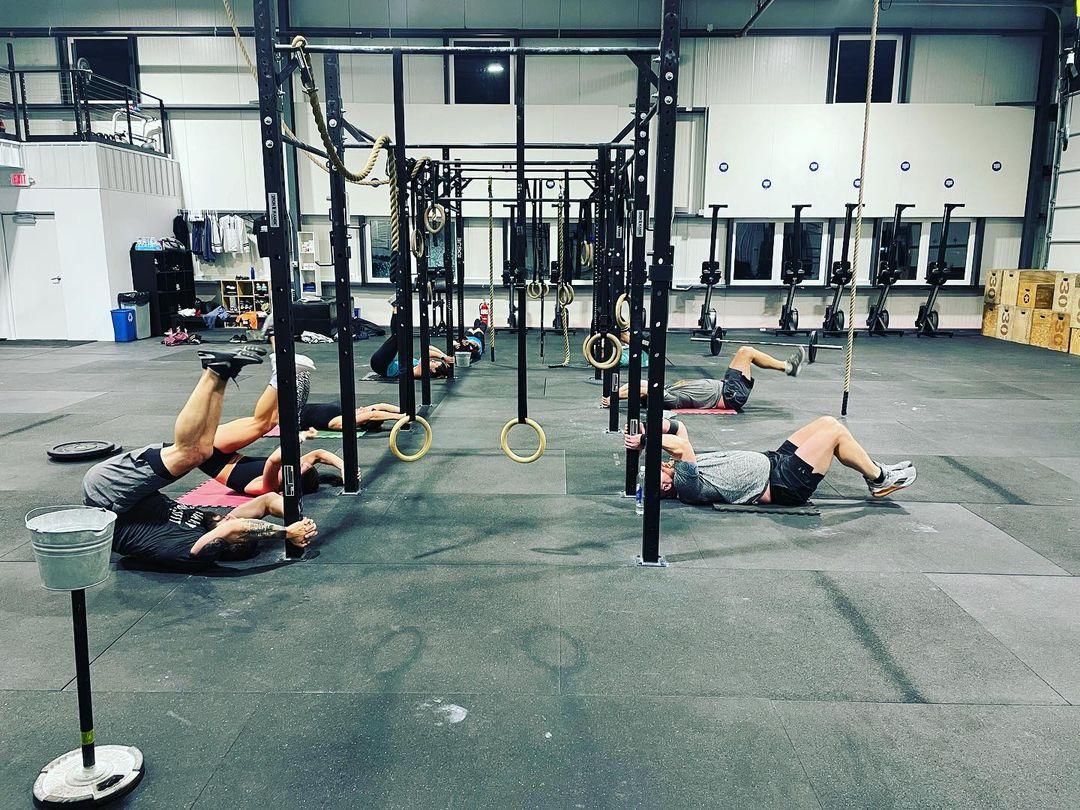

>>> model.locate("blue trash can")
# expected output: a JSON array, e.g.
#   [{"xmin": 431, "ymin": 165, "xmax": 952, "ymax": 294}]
[{"xmin": 110, "ymin": 308, "xmax": 136, "ymax": 343}]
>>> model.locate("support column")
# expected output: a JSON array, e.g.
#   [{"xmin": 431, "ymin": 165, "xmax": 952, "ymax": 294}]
[
  {"xmin": 639, "ymin": 0, "xmax": 682, "ymax": 567},
  {"xmin": 391, "ymin": 51, "xmax": 417, "ymax": 420},
  {"xmin": 254, "ymin": 0, "xmax": 304, "ymax": 550},
  {"xmin": 624, "ymin": 68, "xmax": 651, "ymax": 496},
  {"xmin": 324, "ymin": 54, "xmax": 359, "ymax": 494}
]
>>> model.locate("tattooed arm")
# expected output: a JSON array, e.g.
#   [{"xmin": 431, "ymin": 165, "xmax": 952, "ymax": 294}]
[{"xmin": 189, "ymin": 516, "xmax": 318, "ymax": 557}]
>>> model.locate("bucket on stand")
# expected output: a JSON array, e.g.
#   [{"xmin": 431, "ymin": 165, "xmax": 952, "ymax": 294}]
[{"xmin": 25, "ymin": 506, "xmax": 116, "ymax": 591}]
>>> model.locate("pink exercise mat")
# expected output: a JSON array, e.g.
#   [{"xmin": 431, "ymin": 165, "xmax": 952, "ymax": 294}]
[
  {"xmin": 671, "ymin": 408, "xmax": 737, "ymax": 415},
  {"xmin": 177, "ymin": 478, "xmax": 254, "ymax": 508}
]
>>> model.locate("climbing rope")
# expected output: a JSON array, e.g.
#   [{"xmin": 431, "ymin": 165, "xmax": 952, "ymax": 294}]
[
  {"xmin": 842, "ymin": 0, "xmax": 880, "ymax": 416},
  {"xmin": 487, "ymin": 178, "xmax": 496, "ymax": 362},
  {"xmin": 222, "ymin": 0, "xmax": 329, "ymax": 173},
  {"xmin": 556, "ymin": 184, "xmax": 571, "ymax": 366}
]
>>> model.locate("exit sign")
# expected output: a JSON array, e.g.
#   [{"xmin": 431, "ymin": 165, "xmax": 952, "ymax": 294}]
[{"xmin": 9, "ymin": 172, "xmax": 29, "ymax": 187}]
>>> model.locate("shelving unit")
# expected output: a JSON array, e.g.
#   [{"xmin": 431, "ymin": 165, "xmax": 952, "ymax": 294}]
[
  {"xmin": 130, "ymin": 246, "xmax": 196, "ymax": 336},
  {"xmin": 298, "ymin": 230, "xmax": 320, "ymax": 296},
  {"xmin": 219, "ymin": 279, "xmax": 271, "ymax": 323}
]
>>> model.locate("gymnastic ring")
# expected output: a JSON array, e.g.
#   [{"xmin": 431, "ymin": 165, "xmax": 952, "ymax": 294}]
[
  {"xmin": 424, "ymin": 203, "xmax": 446, "ymax": 235},
  {"xmin": 583, "ymin": 331, "xmax": 622, "ymax": 370},
  {"xmin": 580, "ymin": 242, "xmax": 594, "ymax": 269},
  {"xmin": 527, "ymin": 280, "xmax": 546, "ymax": 299},
  {"xmin": 389, "ymin": 414, "xmax": 432, "ymax": 462},
  {"xmin": 411, "ymin": 228, "xmax": 425, "ymax": 259},
  {"xmin": 557, "ymin": 284, "xmax": 575, "ymax": 306},
  {"xmin": 614, "ymin": 293, "xmax": 630, "ymax": 329},
  {"xmin": 500, "ymin": 417, "xmax": 546, "ymax": 464}
]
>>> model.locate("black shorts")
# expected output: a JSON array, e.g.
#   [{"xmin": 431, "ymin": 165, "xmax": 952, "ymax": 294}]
[
  {"xmin": 721, "ymin": 368, "xmax": 754, "ymax": 412},
  {"xmin": 763, "ymin": 440, "xmax": 823, "ymax": 506},
  {"xmin": 301, "ymin": 401, "xmax": 341, "ymax": 431}
]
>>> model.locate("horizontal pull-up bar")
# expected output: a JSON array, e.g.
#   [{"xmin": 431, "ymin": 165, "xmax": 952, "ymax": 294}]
[
  {"xmin": 276, "ymin": 44, "xmax": 660, "ymax": 56},
  {"xmin": 343, "ymin": 142, "xmax": 633, "ymax": 150},
  {"xmin": 440, "ymin": 160, "xmax": 597, "ymax": 167}
]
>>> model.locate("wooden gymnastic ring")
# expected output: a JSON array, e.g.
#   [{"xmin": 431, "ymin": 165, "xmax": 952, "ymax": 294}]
[
  {"xmin": 526, "ymin": 280, "xmax": 546, "ymax": 300},
  {"xmin": 500, "ymin": 417, "xmax": 546, "ymax": 464},
  {"xmin": 614, "ymin": 293, "xmax": 630, "ymax": 329},
  {"xmin": 580, "ymin": 242, "xmax": 594, "ymax": 269},
  {"xmin": 583, "ymin": 331, "xmax": 622, "ymax": 370},
  {"xmin": 411, "ymin": 228, "xmax": 425, "ymax": 259},
  {"xmin": 557, "ymin": 284, "xmax": 575, "ymax": 306},
  {"xmin": 389, "ymin": 414, "xmax": 432, "ymax": 462},
  {"xmin": 424, "ymin": 203, "xmax": 446, "ymax": 235}
]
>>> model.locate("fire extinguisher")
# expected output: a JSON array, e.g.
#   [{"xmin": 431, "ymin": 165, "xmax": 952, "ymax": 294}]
[{"xmin": 479, "ymin": 301, "xmax": 490, "ymax": 327}]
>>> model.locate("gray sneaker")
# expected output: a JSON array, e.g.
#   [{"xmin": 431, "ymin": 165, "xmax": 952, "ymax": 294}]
[
  {"xmin": 868, "ymin": 462, "xmax": 917, "ymax": 498},
  {"xmin": 785, "ymin": 347, "xmax": 807, "ymax": 377}
]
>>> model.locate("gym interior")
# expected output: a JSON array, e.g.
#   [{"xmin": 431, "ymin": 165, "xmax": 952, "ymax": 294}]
[{"xmin": 1, "ymin": 0, "xmax": 1078, "ymax": 807}]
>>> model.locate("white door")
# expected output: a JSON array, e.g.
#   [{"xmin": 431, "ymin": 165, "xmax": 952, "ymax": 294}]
[{"xmin": 1, "ymin": 213, "xmax": 67, "ymax": 340}]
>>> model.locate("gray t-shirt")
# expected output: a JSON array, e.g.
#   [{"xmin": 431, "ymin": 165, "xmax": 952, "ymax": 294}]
[
  {"xmin": 662, "ymin": 378, "xmax": 725, "ymax": 409},
  {"xmin": 673, "ymin": 452, "xmax": 770, "ymax": 505}
]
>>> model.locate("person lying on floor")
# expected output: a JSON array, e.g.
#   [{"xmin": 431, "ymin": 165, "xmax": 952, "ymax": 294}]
[
  {"xmin": 623, "ymin": 415, "xmax": 916, "ymax": 506},
  {"xmin": 602, "ymin": 345, "xmax": 805, "ymax": 413},
  {"xmin": 199, "ymin": 363, "xmax": 348, "ymax": 496},
  {"xmin": 369, "ymin": 308, "xmax": 454, "ymax": 379},
  {"xmin": 452, "ymin": 321, "xmax": 487, "ymax": 362},
  {"xmin": 81, "ymin": 349, "xmax": 318, "ymax": 567},
  {"xmin": 111, "ymin": 491, "xmax": 318, "ymax": 569},
  {"xmin": 298, "ymin": 401, "xmax": 402, "ymax": 434}
]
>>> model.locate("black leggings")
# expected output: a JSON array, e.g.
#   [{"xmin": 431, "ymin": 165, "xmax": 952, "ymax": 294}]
[{"xmin": 370, "ymin": 313, "xmax": 401, "ymax": 376}]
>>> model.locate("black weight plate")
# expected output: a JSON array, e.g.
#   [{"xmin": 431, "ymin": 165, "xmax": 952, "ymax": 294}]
[
  {"xmin": 710, "ymin": 329, "xmax": 722, "ymax": 356},
  {"xmin": 807, "ymin": 330, "xmax": 818, "ymax": 364},
  {"xmin": 835, "ymin": 310, "xmax": 844, "ymax": 330},
  {"xmin": 47, "ymin": 440, "xmax": 119, "ymax": 462}
]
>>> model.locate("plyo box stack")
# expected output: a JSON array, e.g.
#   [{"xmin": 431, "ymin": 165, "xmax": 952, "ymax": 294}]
[{"xmin": 983, "ymin": 270, "xmax": 1080, "ymax": 352}]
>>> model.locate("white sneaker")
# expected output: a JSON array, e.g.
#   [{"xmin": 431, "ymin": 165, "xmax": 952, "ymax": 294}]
[
  {"xmin": 295, "ymin": 354, "xmax": 317, "ymax": 375},
  {"xmin": 785, "ymin": 347, "xmax": 807, "ymax": 377},
  {"xmin": 868, "ymin": 462, "xmax": 917, "ymax": 498}
]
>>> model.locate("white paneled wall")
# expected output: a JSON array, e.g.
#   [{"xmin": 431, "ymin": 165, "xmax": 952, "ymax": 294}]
[{"xmin": 907, "ymin": 35, "xmax": 1041, "ymax": 105}]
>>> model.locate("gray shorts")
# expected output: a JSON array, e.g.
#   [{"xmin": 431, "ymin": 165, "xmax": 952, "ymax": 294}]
[{"xmin": 82, "ymin": 443, "xmax": 180, "ymax": 514}]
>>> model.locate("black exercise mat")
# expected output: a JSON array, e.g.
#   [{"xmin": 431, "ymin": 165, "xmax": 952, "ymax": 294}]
[{"xmin": 712, "ymin": 501, "xmax": 820, "ymax": 516}]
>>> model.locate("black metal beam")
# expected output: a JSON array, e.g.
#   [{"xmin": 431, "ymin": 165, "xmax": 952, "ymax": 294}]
[
  {"xmin": 254, "ymin": 0, "xmax": 305, "ymax": 555},
  {"xmin": 324, "ymin": 53, "xmax": 360, "ymax": 495},
  {"xmin": 391, "ymin": 50, "xmax": 417, "ymax": 420},
  {"xmin": 344, "ymin": 142, "xmax": 633, "ymax": 150},
  {"xmin": 737, "ymin": 0, "xmax": 778, "ymax": 37},
  {"xmin": 1019, "ymin": 10, "xmax": 1057, "ymax": 267},
  {"xmin": 640, "ymin": 0, "xmax": 682, "ymax": 568},
  {"xmin": 277, "ymin": 44, "xmax": 659, "ymax": 55},
  {"xmin": 514, "ymin": 50, "xmax": 529, "ymax": 425}
]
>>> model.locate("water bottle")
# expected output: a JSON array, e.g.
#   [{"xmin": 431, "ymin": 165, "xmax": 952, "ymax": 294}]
[{"xmin": 635, "ymin": 466, "xmax": 645, "ymax": 516}]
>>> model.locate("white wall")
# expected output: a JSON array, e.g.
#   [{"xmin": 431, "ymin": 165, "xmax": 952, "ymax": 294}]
[
  {"xmin": 0, "ymin": 2, "xmax": 1046, "ymax": 329},
  {"xmin": 0, "ymin": 143, "xmax": 183, "ymax": 340}
]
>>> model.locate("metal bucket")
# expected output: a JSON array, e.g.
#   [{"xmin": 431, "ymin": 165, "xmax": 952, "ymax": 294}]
[
  {"xmin": 25, "ymin": 506, "xmax": 117, "ymax": 591},
  {"xmin": 454, "ymin": 351, "xmax": 471, "ymax": 369}
]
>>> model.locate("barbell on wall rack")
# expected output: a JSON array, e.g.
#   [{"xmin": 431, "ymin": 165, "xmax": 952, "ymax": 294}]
[{"xmin": 689, "ymin": 327, "xmax": 842, "ymax": 364}]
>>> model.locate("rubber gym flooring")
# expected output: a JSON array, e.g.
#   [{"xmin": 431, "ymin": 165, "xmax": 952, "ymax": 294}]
[{"xmin": 1, "ymin": 329, "xmax": 1079, "ymax": 808}]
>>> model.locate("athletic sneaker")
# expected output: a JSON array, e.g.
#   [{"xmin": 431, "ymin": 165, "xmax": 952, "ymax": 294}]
[
  {"xmin": 295, "ymin": 354, "xmax": 316, "ymax": 374},
  {"xmin": 785, "ymin": 347, "xmax": 807, "ymax": 377},
  {"xmin": 868, "ymin": 462, "xmax": 917, "ymax": 498},
  {"xmin": 198, "ymin": 349, "xmax": 264, "ymax": 380}
]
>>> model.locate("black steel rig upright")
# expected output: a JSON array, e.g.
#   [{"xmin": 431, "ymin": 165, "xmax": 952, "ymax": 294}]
[
  {"xmin": 413, "ymin": 173, "xmax": 433, "ymax": 408},
  {"xmin": 254, "ymin": 0, "xmax": 305, "ymax": 555},
  {"xmin": 639, "ymin": 0, "xmax": 682, "ymax": 567},
  {"xmin": 437, "ymin": 153, "xmax": 456, "ymax": 366},
  {"xmin": 323, "ymin": 54, "xmax": 360, "ymax": 494},
  {"xmin": 623, "ymin": 66, "xmax": 652, "ymax": 497},
  {"xmin": 391, "ymin": 51, "xmax": 418, "ymax": 423},
  {"xmin": 513, "ymin": 51, "xmax": 530, "ymax": 431}
]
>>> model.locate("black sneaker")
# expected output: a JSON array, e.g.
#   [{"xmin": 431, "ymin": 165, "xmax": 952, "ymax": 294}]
[{"xmin": 199, "ymin": 349, "xmax": 264, "ymax": 380}]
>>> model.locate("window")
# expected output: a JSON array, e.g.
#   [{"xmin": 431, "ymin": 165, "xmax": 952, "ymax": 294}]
[
  {"xmin": 70, "ymin": 38, "xmax": 137, "ymax": 100},
  {"xmin": 452, "ymin": 40, "xmax": 511, "ymax": 104},
  {"xmin": 732, "ymin": 222, "xmax": 775, "ymax": 282},
  {"xmin": 928, "ymin": 220, "xmax": 971, "ymax": 281},
  {"xmin": 782, "ymin": 221, "xmax": 823, "ymax": 282},
  {"xmin": 367, "ymin": 217, "xmax": 393, "ymax": 282},
  {"xmin": 879, "ymin": 221, "xmax": 922, "ymax": 282},
  {"xmin": 833, "ymin": 36, "xmax": 899, "ymax": 103}
]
